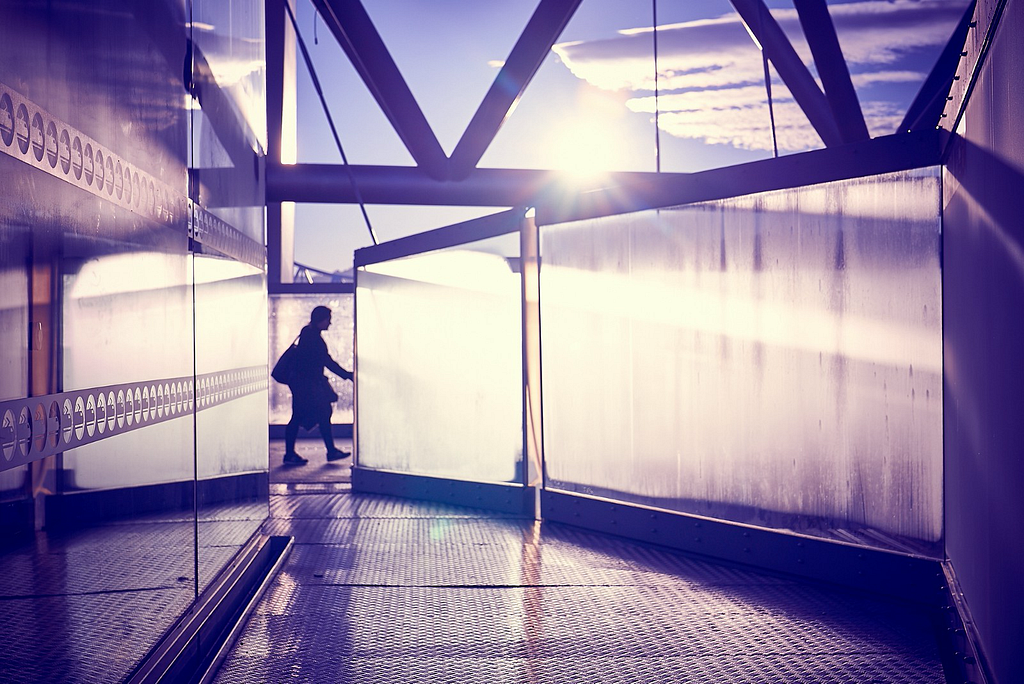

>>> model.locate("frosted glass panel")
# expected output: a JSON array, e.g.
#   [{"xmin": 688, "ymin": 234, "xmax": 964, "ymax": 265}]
[
  {"xmin": 62, "ymin": 250, "xmax": 195, "ymax": 489},
  {"xmin": 194, "ymin": 254, "xmax": 268, "ymax": 593},
  {"xmin": 269, "ymin": 293, "xmax": 354, "ymax": 425},
  {"xmin": 540, "ymin": 170, "xmax": 943, "ymax": 555},
  {"xmin": 356, "ymin": 236, "xmax": 522, "ymax": 482},
  {"xmin": 194, "ymin": 256, "xmax": 268, "ymax": 479},
  {"xmin": 0, "ymin": 224, "xmax": 29, "ymax": 498}
]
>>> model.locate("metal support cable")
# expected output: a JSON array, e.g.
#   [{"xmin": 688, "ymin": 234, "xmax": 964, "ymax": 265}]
[
  {"xmin": 283, "ymin": 0, "xmax": 378, "ymax": 245},
  {"xmin": 757, "ymin": 8, "xmax": 779, "ymax": 158},
  {"xmin": 763, "ymin": 52, "xmax": 779, "ymax": 158},
  {"xmin": 652, "ymin": 0, "xmax": 661, "ymax": 173}
]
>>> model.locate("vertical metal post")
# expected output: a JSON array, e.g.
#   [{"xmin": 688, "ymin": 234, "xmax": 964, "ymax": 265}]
[
  {"xmin": 29, "ymin": 229, "xmax": 59, "ymax": 530},
  {"xmin": 520, "ymin": 210, "xmax": 543, "ymax": 519},
  {"xmin": 266, "ymin": 0, "xmax": 297, "ymax": 287},
  {"xmin": 352, "ymin": 266, "xmax": 360, "ymax": 469},
  {"xmin": 652, "ymin": 0, "xmax": 661, "ymax": 173}
]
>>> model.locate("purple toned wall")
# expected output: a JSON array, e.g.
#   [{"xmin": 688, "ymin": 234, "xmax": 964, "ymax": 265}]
[{"xmin": 942, "ymin": 1, "xmax": 1024, "ymax": 681}]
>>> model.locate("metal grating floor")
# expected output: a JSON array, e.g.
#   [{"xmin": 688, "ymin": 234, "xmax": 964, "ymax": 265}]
[
  {"xmin": 0, "ymin": 507, "xmax": 266, "ymax": 683},
  {"xmin": 214, "ymin": 450, "xmax": 949, "ymax": 684}
]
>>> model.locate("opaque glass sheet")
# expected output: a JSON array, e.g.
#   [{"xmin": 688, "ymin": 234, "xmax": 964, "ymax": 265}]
[
  {"xmin": 540, "ymin": 170, "xmax": 943, "ymax": 553},
  {"xmin": 269, "ymin": 293, "xmax": 354, "ymax": 425},
  {"xmin": 356, "ymin": 237, "xmax": 522, "ymax": 483},
  {"xmin": 195, "ymin": 255, "xmax": 268, "ymax": 479},
  {"xmin": 62, "ymin": 250, "xmax": 196, "ymax": 490},
  {"xmin": 0, "ymin": 248, "xmax": 29, "ymax": 496}
]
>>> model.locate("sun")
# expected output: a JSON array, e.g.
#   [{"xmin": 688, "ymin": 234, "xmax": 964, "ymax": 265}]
[{"xmin": 549, "ymin": 117, "xmax": 621, "ymax": 182}]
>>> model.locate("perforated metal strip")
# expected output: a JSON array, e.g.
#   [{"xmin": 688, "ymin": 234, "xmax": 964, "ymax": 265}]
[
  {"xmin": 0, "ymin": 81, "xmax": 265, "ymax": 269},
  {"xmin": 0, "ymin": 365, "xmax": 267, "ymax": 472}
]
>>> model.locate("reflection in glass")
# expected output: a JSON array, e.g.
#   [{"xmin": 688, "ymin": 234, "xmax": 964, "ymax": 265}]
[
  {"xmin": 540, "ymin": 170, "xmax": 943, "ymax": 556},
  {"xmin": 356, "ymin": 236, "xmax": 522, "ymax": 482},
  {"xmin": 192, "ymin": 0, "xmax": 268, "ymax": 153}
]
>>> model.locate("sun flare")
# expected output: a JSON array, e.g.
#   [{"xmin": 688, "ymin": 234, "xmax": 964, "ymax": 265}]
[{"xmin": 550, "ymin": 117, "xmax": 621, "ymax": 182}]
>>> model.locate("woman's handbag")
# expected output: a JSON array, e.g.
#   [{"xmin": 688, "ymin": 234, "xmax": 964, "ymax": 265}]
[{"xmin": 271, "ymin": 336, "xmax": 300, "ymax": 385}]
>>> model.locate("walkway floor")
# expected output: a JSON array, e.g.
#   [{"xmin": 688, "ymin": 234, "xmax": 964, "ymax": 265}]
[{"xmin": 211, "ymin": 440, "xmax": 950, "ymax": 683}]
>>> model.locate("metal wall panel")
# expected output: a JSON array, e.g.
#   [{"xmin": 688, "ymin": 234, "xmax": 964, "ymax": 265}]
[{"xmin": 942, "ymin": 0, "xmax": 1024, "ymax": 680}]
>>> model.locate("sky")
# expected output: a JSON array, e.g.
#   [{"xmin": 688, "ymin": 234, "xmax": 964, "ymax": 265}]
[{"xmin": 287, "ymin": 0, "xmax": 969, "ymax": 274}]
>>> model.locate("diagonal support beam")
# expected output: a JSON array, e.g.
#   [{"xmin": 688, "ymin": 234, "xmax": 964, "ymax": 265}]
[
  {"xmin": 448, "ymin": 0, "xmax": 583, "ymax": 180},
  {"xmin": 312, "ymin": 0, "xmax": 449, "ymax": 179},
  {"xmin": 729, "ymin": 0, "xmax": 843, "ymax": 147},
  {"xmin": 899, "ymin": 0, "xmax": 975, "ymax": 133},
  {"xmin": 792, "ymin": 0, "xmax": 869, "ymax": 143}
]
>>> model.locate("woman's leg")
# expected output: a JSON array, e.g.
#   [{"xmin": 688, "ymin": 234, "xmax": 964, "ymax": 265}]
[
  {"xmin": 317, "ymin": 404, "xmax": 336, "ymax": 452},
  {"xmin": 318, "ymin": 404, "xmax": 349, "ymax": 460},
  {"xmin": 283, "ymin": 393, "xmax": 307, "ymax": 464},
  {"xmin": 285, "ymin": 413, "xmax": 300, "ymax": 454}
]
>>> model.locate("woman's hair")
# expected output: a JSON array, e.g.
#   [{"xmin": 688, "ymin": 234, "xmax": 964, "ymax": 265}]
[{"xmin": 310, "ymin": 305, "xmax": 332, "ymax": 323}]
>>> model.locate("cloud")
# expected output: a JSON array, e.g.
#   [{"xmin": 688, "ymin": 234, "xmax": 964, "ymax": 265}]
[{"xmin": 552, "ymin": 0, "xmax": 969, "ymax": 153}]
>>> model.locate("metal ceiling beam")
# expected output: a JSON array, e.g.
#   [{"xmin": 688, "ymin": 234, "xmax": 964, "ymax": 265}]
[
  {"xmin": 267, "ymin": 129, "xmax": 943, "ymax": 211},
  {"xmin": 729, "ymin": 0, "xmax": 843, "ymax": 147},
  {"xmin": 311, "ymin": 0, "xmax": 449, "ymax": 179},
  {"xmin": 447, "ymin": 0, "xmax": 583, "ymax": 180},
  {"xmin": 792, "ymin": 0, "xmax": 869, "ymax": 143},
  {"xmin": 541, "ymin": 129, "xmax": 942, "ymax": 224},
  {"xmin": 268, "ymin": 162, "xmax": 557, "ymax": 206},
  {"xmin": 899, "ymin": 0, "xmax": 975, "ymax": 133}
]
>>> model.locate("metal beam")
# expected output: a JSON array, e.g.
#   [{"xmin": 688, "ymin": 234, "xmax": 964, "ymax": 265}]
[
  {"xmin": 354, "ymin": 209, "xmax": 523, "ymax": 267},
  {"xmin": 899, "ymin": 0, "xmax": 975, "ymax": 133},
  {"xmin": 540, "ymin": 129, "xmax": 944, "ymax": 224},
  {"xmin": 267, "ymin": 129, "xmax": 942, "ymax": 213},
  {"xmin": 792, "ymin": 0, "xmax": 869, "ymax": 143},
  {"xmin": 729, "ymin": 0, "xmax": 843, "ymax": 147},
  {"xmin": 267, "ymin": 0, "xmax": 296, "ymax": 166},
  {"xmin": 448, "ymin": 0, "xmax": 583, "ymax": 180},
  {"xmin": 311, "ymin": 0, "xmax": 449, "ymax": 179},
  {"xmin": 268, "ymin": 162, "xmax": 557, "ymax": 206},
  {"xmin": 265, "ymin": 0, "xmax": 296, "ymax": 286}
]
